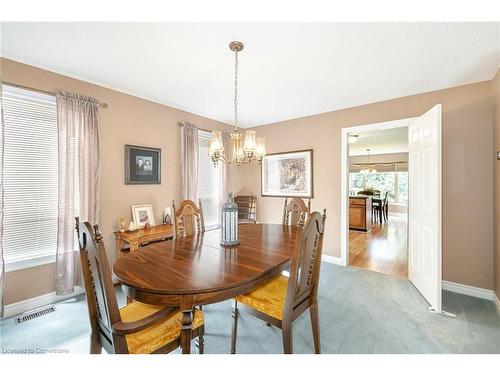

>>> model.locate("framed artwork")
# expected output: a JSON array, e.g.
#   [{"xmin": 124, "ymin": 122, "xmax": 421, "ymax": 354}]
[
  {"xmin": 124, "ymin": 144, "xmax": 161, "ymax": 184},
  {"xmin": 261, "ymin": 149, "xmax": 314, "ymax": 198},
  {"xmin": 131, "ymin": 204, "xmax": 156, "ymax": 228}
]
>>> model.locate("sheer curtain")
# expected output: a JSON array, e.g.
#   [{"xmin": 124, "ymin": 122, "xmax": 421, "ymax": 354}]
[
  {"xmin": 0, "ymin": 84, "xmax": 5, "ymax": 317},
  {"xmin": 180, "ymin": 122, "xmax": 199, "ymax": 202},
  {"xmin": 56, "ymin": 92, "xmax": 101, "ymax": 295}
]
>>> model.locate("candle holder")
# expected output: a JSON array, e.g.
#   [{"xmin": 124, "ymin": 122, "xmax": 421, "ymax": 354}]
[{"xmin": 221, "ymin": 193, "xmax": 239, "ymax": 246}]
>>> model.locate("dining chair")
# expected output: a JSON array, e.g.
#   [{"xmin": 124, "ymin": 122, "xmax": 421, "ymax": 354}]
[
  {"xmin": 172, "ymin": 199, "xmax": 205, "ymax": 238},
  {"xmin": 234, "ymin": 195, "xmax": 257, "ymax": 223},
  {"xmin": 231, "ymin": 210, "xmax": 327, "ymax": 354},
  {"xmin": 75, "ymin": 217, "xmax": 205, "ymax": 354},
  {"xmin": 282, "ymin": 197, "xmax": 311, "ymax": 228},
  {"xmin": 382, "ymin": 191, "xmax": 389, "ymax": 221}
]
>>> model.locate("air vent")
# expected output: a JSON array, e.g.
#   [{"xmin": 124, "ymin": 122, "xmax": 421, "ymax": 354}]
[{"xmin": 15, "ymin": 305, "xmax": 56, "ymax": 324}]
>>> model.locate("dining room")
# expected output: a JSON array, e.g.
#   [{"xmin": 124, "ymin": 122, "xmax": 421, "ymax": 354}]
[{"xmin": 1, "ymin": 16, "xmax": 500, "ymax": 365}]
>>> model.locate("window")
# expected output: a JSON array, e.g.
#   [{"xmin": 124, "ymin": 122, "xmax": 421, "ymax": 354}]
[
  {"xmin": 349, "ymin": 171, "xmax": 409, "ymax": 204},
  {"xmin": 2, "ymin": 85, "xmax": 58, "ymax": 271},
  {"xmin": 198, "ymin": 130, "xmax": 221, "ymax": 230}
]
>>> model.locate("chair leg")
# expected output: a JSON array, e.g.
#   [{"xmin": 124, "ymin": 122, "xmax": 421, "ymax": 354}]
[
  {"xmin": 309, "ymin": 305, "xmax": 321, "ymax": 354},
  {"xmin": 196, "ymin": 327, "xmax": 205, "ymax": 354},
  {"xmin": 282, "ymin": 320, "xmax": 293, "ymax": 354},
  {"xmin": 230, "ymin": 300, "xmax": 239, "ymax": 354},
  {"xmin": 90, "ymin": 332, "xmax": 102, "ymax": 354}
]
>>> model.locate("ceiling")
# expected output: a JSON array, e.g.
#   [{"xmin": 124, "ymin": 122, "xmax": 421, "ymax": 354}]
[
  {"xmin": 349, "ymin": 127, "xmax": 408, "ymax": 156},
  {"xmin": 1, "ymin": 22, "xmax": 499, "ymax": 127}
]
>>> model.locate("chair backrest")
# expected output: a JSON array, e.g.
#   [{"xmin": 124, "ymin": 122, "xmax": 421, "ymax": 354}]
[
  {"xmin": 285, "ymin": 210, "xmax": 326, "ymax": 315},
  {"xmin": 234, "ymin": 195, "xmax": 257, "ymax": 223},
  {"xmin": 282, "ymin": 197, "xmax": 311, "ymax": 227},
  {"xmin": 172, "ymin": 199, "xmax": 205, "ymax": 237},
  {"xmin": 75, "ymin": 217, "xmax": 126, "ymax": 353},
  {"xmin": 284, "ymin": 210, "xmax": 326, "ymax": 319}
]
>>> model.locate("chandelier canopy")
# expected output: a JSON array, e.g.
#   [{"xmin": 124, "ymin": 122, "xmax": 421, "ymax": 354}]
[{"xmin": 209, "ymin": 41, "xmax": 266, "ymax": 166}]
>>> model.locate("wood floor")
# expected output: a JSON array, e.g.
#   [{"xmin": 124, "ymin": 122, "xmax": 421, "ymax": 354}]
[{"xmin": 349, "ymin": 213, "xmax": 408, "ymax": 278}]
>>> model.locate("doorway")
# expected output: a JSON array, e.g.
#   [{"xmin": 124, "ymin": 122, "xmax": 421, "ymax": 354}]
[{"xmin": 340, "ymin": 105, "xmax": 443, "ymax": 311}]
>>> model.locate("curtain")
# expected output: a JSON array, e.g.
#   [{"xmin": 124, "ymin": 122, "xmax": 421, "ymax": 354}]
[
  {"xmin": 180, "ymin": 122, "xmax": 199, "ymax": 202},
  {"xmin": 0, "ymin": 84, "xmax": 5, "ymax": 317},
  {"xmin": 56, "ymin": 92, "xmax": 101, "ymax": 295},
  {"xmin": 219, "ymin": 132, "xmax": 231, "ymax": 216}
]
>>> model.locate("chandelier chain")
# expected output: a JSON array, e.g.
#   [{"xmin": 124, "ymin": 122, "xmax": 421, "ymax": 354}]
[{"xmin": 234, "ymin": 50, "xmax": 239, "ymax": 131}]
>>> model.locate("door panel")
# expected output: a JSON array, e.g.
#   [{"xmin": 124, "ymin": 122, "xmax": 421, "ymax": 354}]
[{"xmin": 408, "ymin": 104, "xmax": 442, "ymax": 310}]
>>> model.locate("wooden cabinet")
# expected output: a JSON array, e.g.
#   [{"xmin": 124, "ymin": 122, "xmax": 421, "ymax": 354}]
[{"xmin": 349, "ymin": 196, "xmax": 372, "ymax": 231}]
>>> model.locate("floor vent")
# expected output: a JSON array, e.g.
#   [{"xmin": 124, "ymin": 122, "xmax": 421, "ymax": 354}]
[{"xmin": 15, "ymin": 305, "xmax": 56, "ymax": 324}]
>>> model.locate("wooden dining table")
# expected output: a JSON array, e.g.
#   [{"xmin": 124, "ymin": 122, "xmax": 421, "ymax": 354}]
[{"xmin": 113, "ymin": 223, "xmax": 298, "ymax": 354}]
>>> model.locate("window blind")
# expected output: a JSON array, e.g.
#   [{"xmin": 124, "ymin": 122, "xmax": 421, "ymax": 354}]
[
  {"xmin": 197, "ymin": 130, "xmax": 221, "ymax": 230},
  {"xmin": 1, "ymin": 84, "xmax": 58, "ymax": 267}
]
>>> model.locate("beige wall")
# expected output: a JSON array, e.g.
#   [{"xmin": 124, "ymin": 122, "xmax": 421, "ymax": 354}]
[
  {"xmin": 493, "ymin": 69, "xmax": 500, "ymax": 301},
  {"xmin": 232, "ymin": 80, "xmax": 495, "ymax": 290},
  {"xmin": 1, "ymin": 58, "xmax": 233, "ymax": 305}
]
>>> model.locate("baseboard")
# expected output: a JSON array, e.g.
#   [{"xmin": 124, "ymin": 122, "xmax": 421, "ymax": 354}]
[
  {"xmin": 494, "ymin": 292, "xmax": 500, "ymax": 314},
  {"xmin": 442, "ymin": 280, "xmax": 495, "ymax": 301},
  {"xmin": 321, "ymin": 255, "xmax": 344, "ymax": 266},
  {"xmin": 3, "ymin": 286, "xmax": 84, "ymax": 319}
]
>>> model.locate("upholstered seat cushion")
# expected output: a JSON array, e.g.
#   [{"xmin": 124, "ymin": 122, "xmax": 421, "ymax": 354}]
[
  {"xmin": 235, "ymin": 275, "xmax": 288, "ymax": 320},
  {"xmin": 119, "ymin": 301, "xmax": 204, "ymax": 354}
]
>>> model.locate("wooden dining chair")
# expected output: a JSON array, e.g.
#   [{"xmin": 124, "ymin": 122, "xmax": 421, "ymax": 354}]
[
  {"xmin": 282, "ymin": 197, "xmax": 311, "ymax": 228},
  {"xmin": 234, "ymin": 195, "xmax": 257, "ymax": 224},
  {"xmin": 231, "ymin": 210, "xmax": 327, "ymax": 354},
  {"xmin": 172, "ymin": 199, "xmax": 205, "ymax": 238},
  {"xmin": 75, "ymin": 217, "xmax": 205, "ymax": 354}
]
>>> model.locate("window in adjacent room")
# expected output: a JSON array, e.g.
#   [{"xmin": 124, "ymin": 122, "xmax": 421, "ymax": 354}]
[
  {"xmin": 349, "ymin": 171, "xmax": 409, "ymax": 204},
  {"xmin": 198, "ymin": 130, "xmax": 221, "ymax": 230},
  {"xmin": 2, "ymin": 84, "xmax": 58, "ymax": 271}
]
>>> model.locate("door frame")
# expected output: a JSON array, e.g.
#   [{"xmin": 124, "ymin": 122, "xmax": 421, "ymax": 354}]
[{"xmin": 340, "ymin": 117, "xmax": 416, "ymax": 267}]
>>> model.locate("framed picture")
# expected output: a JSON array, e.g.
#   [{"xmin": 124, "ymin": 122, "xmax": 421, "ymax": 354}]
[
  {"xmin": 131, "ymin": 204, "xmax": 156, "ymax": 228},
  {"xmin": 261, "ymin": 149, "xmax": 313, "ymax": 198},
  {"xmin": 124, "ymin": 144, "xmax": 161, "ymax": 184}
]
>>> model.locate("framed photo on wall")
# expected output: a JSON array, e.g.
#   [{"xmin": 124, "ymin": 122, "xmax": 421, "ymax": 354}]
[
  {"xmin": 124, "ymin": 144, "xmax": 161, "ymax": 184},
  {"xmin": 261, "ymin": 149, "xmax": 314, "ymax": 198},
  {"xmin": 131, "ymin": 204, "xmax": 156, "ymax": 228}
]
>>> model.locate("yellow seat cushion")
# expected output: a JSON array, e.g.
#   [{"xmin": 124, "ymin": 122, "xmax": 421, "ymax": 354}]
[
  {"xmin": 235, "ymin": 275, "xmax": 288, "ymax": 320},
  {"xmin": 119, "ymin": 301, "xmax": 204, "ymax": 354}
]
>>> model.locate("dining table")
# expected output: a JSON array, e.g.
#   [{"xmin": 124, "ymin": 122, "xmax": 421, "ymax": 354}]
[{"xmin": 113, "ymin": 223, "xmax": 298, "ymax": 354}]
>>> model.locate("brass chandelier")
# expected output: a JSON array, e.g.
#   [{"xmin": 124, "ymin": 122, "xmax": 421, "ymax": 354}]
[
  {"xmin": 209, "ymin": 41, "xmax": 266, "ymax": 166},
  {"xmin": 360, "ymin": 149, "xmax": 377, "ymax": 174}
]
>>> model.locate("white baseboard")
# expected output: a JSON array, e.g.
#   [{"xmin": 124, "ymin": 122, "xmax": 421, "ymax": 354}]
[
  {"xmin": 321, "ymin": 255, "xmax": 345, "ymax": 266},
  {"xmin": 3, "ymin": 287, "xmax": 84, "ymax": 319},
  {"xmin": 494, "ymin": 292, "xmax": 500, "ymax": 313},
  {"xmin": 442, "ymin": 280, "xmax": 495, "ymax": 301}
]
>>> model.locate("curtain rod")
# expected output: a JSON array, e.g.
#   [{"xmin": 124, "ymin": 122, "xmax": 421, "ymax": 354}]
[
  {"xmin": 2, "ymin": 81, "xmax": 109, "ymax": 109},
  {"xmin": 178, "ymin": 122, "xmax": 214, "ymax": 134}
]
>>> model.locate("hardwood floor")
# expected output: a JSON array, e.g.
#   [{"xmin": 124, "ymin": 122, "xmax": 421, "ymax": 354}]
[{"xmin": 349, "ymin": 213, "xmax": 408, "ymax": 278}]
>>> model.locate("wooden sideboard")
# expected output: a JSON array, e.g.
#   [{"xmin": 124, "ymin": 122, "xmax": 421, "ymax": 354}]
[
  {"xmin": 114, "ymin": 224, "xmax": 174, "ymax": 260},
  {"xmin": 349, "ymin": 196, "xmax": 373, "ymax": 232}
]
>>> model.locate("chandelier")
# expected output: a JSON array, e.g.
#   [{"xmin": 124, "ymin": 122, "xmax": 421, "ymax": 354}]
[
  {"xmin": 209, "ymin": 41, "xmax": 266, "ymax": 166},
  {"xmin": 360, "ymin": 149, "xmax": 377, "ymax": 174}
]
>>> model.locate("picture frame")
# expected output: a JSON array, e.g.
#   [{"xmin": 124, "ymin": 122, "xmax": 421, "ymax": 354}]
[
  {"xmin": 124, "ymin": 144, "xmax": 161, "ymax": 184},
  {"xmin": 131, "ymin": 204, "xmax": 156, "ymax": 229},
  {"xmin": 261, "ymin": 149, "xmax": 314, "ymax": 198}
]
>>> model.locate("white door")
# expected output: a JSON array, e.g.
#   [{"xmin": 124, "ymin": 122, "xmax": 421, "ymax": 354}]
[{"xmin": 408, "ymin": 104, "xmax": 442, "ymax": 311}]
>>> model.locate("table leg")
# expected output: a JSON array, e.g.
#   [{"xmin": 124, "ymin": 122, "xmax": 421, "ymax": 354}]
[
  {"xmin": 130, "ymin": 241, "xmax": 139, "ymax": 252},
  {"xmin": 181, "ymin": 309, "xmax": 193, "ymax": 354}
]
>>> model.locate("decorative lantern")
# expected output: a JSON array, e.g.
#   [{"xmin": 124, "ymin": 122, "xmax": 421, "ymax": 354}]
[{"xmin": 221, "ymin": 193, "xmax": 239, "ymax": 246}]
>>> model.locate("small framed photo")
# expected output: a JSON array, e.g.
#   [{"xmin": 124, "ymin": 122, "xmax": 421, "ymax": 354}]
[
  {"xmin": 131, "ymin": 204, "xmax": 156, "ymax": 228},
  {"xmin": 261, "ymin": 149, "xmax": 314, "ymax": 198},
  {"xmin": 124, "ymin": 144, "xmax": 161, "ymax": 184}
]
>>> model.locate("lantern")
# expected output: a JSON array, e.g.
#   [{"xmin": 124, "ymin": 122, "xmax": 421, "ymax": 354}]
[{"xmin": 221, "ymin": 193, "xmax": 239, "ymax": 246}]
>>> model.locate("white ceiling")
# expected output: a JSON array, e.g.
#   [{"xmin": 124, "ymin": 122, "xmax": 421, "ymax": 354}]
[
  {"xmin": 349, "ymin": 127, "xmax": 408, "ymax": 156},
  {"xmin": 1, "ymin": 22, "xmax": 499, "ymax": 127}
]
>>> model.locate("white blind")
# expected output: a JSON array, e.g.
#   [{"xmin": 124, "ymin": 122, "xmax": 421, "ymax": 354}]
[
  {"xmin": 2, "ymin": 85, "xmax": 58, "ymax": 265},
  {"xmin": 198, "ymin": 130, "xmax": 221, "ymax": 229}
]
